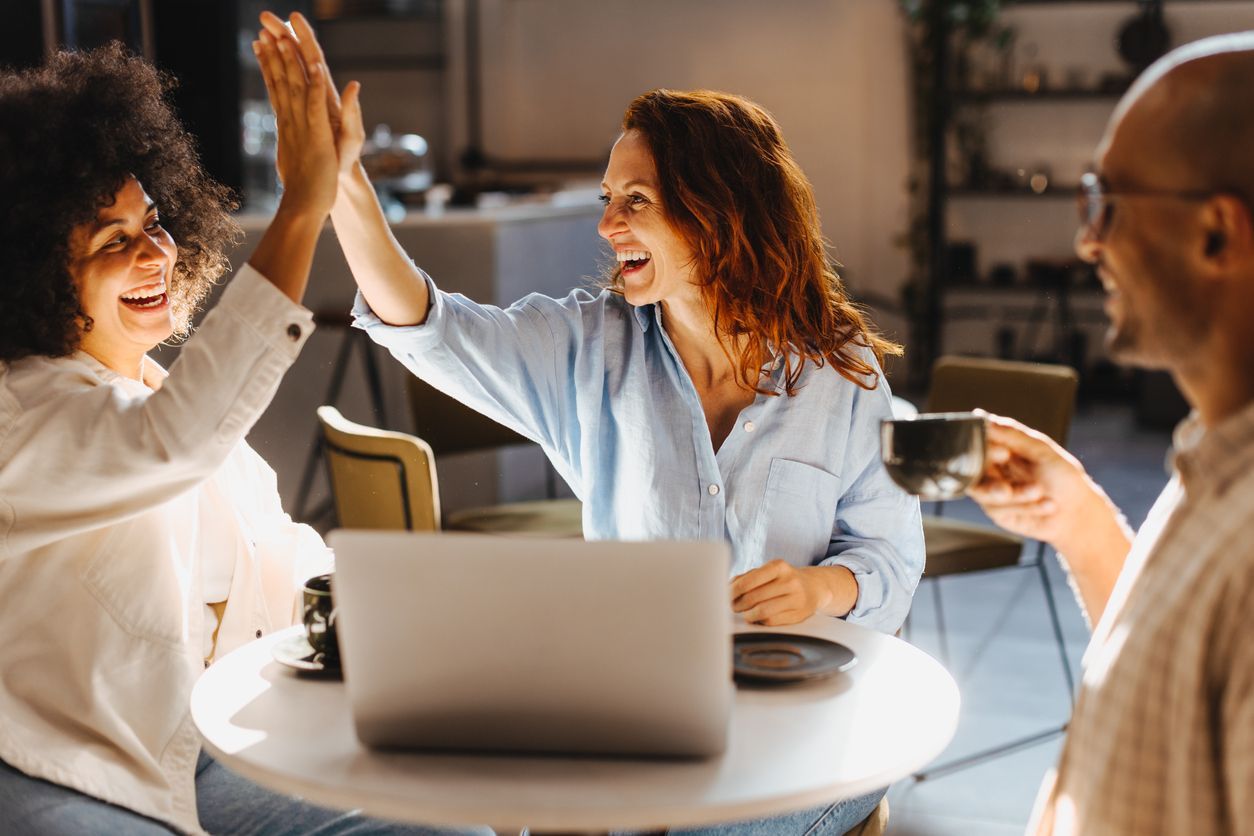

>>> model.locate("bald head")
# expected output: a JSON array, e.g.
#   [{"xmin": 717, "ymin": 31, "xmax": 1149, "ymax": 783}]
[{"xmin": 1106, "ymin": 32, "xmax": 1254, "ymax": 201}]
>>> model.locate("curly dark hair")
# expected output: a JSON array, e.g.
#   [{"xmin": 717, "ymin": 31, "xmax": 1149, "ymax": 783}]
[{"xmin": 0, "ymin": 43, "xmax": 239, "ymax": 363}]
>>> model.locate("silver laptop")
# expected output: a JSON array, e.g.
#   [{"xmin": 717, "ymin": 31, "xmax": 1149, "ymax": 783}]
[{"xmin": 326, "ymin": 530, "xmax": 733, "ymax": 758}]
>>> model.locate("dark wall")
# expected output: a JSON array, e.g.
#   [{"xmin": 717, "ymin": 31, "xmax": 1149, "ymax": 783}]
[
  {"xmin": 0, "ymin": 2, "xmax": 45, "ymax": 70},
  {"xmin": 152, "ymin": 0, "xmax": 243, "ymax": 197},
  {"xmin": 0, "ymin": 1, "xmax": 245, "ymax": 199}
]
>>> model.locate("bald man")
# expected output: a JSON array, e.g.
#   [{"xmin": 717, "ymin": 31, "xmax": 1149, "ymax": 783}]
[{"xmin": 967, "ymin": 33, "xmax": 1254, "ymax": 836}]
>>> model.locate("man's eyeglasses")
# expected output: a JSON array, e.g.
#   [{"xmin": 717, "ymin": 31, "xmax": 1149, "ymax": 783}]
[{"xmin": 1076, "ymin": 171, "xmax": 1215, "ymax": 240}]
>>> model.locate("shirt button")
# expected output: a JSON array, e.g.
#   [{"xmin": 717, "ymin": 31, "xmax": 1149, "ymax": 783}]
[
  {"xmin": 286, "ymin": 323, "xmax": 302, "ymax": 341},
  {"xmin": 255, "ymin": 629, "xmax": 263, "ymax": 639},
  {"xmin": 708, "ymin": 484, "xmax": 720, "ymax": 496},
  {"xmin": 744, "ymin": 421, "xmax": 756, "ymax": 433}
]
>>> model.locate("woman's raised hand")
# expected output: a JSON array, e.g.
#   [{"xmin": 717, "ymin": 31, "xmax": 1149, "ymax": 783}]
[
  {"xmin": 258, "ymin": 11, "xmax": 432, "ymax": 329},
  {"xmin": 252, "ymin": 20, "xmax": 338, "ymax": 218},
  {"xmin": 257, "ymin": 12, "xmax": 364, "ymax": 181},
  {"xmin": 245, "ymin": 12, "xmax": 360, "ymax": 301}
]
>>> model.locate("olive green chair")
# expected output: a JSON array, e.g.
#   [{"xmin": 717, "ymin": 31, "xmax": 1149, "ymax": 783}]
[{"xmin": 912, "ymin": 355, "xmax": 1079, "ymax": 780}]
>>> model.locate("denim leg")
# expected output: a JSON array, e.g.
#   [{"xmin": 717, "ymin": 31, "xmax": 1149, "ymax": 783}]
[
  {"xmin": 0, "ymin": 757, "xmax": 176, "ymax": 835},
  {"xmin": 195, "ymin": 751, "xmax": 493, "ymax": 836},
  {"xmin": 666, "ymin": 788, "xmax": 886, "ymax": 836}
]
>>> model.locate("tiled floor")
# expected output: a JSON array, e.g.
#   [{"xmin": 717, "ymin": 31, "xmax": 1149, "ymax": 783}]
[{"xmin": 883, "ymin": 403, "xmax": 1174, "ymax": 835}]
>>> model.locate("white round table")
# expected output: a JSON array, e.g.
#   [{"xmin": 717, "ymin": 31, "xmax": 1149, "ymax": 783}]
[{"xmin": 192, "ymin": 617, "xmax": 958, "ymax": 832}]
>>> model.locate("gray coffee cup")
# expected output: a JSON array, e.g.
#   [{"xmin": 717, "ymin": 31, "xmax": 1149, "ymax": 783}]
[
  {"xmin": 301, "ymin": 573, "xmax": 339, "ymax": 664},
  {"xmin": 880, "ymin": 412, "xmax": 987, "ymax": 501}
]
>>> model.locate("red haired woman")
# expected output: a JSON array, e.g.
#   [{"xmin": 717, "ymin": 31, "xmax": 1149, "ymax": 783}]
[{"xmin": 262, "ymin": 14, "xmax": 921, "ymax": 834}]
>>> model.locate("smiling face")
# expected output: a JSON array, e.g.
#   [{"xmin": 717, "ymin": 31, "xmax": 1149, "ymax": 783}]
[
  {"xmin": 1075, "ymin": 88, "xmax": 1208, "ymax": 370},
  {"xmin": 597, "ymin": 130, "xmax": 699, "ymax": 308},
  {"xmin": 67, "ymin": 177, "xmax": 178, "ymax": 379}
]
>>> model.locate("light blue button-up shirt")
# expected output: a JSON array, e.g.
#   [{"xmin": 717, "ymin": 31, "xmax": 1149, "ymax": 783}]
[{"xmin": 353, "ymin": 275, "xmax": 923, "ymax": 633}]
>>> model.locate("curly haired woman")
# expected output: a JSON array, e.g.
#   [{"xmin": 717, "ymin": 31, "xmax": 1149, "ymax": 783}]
[
  {"xmin": 0, "ymin": 44, "xmax": 479, "ymax": 835},
  {"xmin": 263, "ymin": 12, "xmax": 922, "ymax": 834}
]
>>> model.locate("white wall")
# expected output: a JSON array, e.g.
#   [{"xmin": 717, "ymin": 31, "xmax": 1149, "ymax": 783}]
[{"xmin": 468, "ymin": 0, "xmax": 914, "ymax": 313}]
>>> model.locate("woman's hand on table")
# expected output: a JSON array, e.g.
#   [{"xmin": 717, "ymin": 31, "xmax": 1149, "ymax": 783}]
[{"xmin": 731, "ymin": 560, "xmax": 857, "ymax": 626}]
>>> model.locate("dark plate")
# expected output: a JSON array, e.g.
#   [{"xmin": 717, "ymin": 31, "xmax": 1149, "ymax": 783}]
[
  {"xmin": 733, "ymin": 632, "xmax": 857, "ymax": 684},
  {"xmin": 271, "ymin": 633, "xmax": 342, "ymax": 680}
]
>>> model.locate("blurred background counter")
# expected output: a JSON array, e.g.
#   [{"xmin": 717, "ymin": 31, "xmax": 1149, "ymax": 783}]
[{"xmin": 215, "ymin": 199, "xmax": 603, "ymax": 517}]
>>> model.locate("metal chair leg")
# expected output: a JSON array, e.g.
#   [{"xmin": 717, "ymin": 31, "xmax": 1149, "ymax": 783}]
[
  {"xmin": 296, "ymin": 325, "xmax": 388, "ymax": 524},
  {"xmin": 295, "ymin": 331, "xmax": 356, "ymax": 521},
  {"xmin": 1035, "ymin": 546, "xmax": 1077, "ymax": 700},
  {"xmin": 359, "ymin": 330, "xmax": 388, "ymax": 428},
  {"xmin": 931, "ymin": 576, "xmax": 951, "ymax": 669},
  {"xmin": 913, "ymin": 723, "xmax": 1068, "ymax": 781},
  {"xmin": 914, "ymin": 542, "xmax": 1076, "ymax": 782}
]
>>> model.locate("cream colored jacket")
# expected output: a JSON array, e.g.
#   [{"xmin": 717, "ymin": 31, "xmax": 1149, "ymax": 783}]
[{"xmin": 0, "ymin": 266, "xmax": 330, "ymax": 835}]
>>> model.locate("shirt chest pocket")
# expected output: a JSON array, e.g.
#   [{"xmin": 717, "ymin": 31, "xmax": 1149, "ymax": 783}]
[
  {"xmin": 79, "ymin": 502, "xmax": 197, "ymax": 651},
  {"xmin": 756, "ymin": 458, "xmax": 841, "ymax": 566}
]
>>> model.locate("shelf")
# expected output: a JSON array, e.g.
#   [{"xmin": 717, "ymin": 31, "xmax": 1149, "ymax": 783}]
[
  {"xmin": 1007, "ymin": 0, "xmax": 1245, "ymax": 5},
  {"xmin": 327, "ymin": 55, "xmax": 446, "ymax": 71},
  {"xmin": 949, "ymin": 184, "xmax": 1079, "ymax": 198},
  {"xmin": 943, "ymin": 283, "xmax": 1103, "ymax": 295},
  {"xmin": 312, "ymin": 0, "xmax": 442, "ymax": 21},
  {"xmin": 956, "ymin": 87, "xmax": 1127, "ymax": 103}
]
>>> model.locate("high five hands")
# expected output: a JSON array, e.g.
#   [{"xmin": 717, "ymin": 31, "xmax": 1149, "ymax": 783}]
[{"xmin": 253, "ymin": 11, "xmax": 365, "ymax": 212}]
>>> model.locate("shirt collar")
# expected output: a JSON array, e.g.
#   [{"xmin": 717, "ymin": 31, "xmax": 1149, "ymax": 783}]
[
  {"xmin": 72, "ymin": 350, "xmax": 167, "ymax": 393},
  {"xmin": 1170, "ymin": 399, "xmax": 1254, "ymax": 495},
  {"xmin": 632, "ymin": 301, "xmax": 791, "ymax": 392},
  {"xmin": 631, "ymin": 302, "xmax": 656, "ymax": 333}
]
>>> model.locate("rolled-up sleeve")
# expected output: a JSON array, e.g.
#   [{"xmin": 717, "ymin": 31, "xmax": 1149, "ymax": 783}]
[
  {"xmin": 351, "ymin": 271, "xmax": 584, "ymax": 466},
  {"xmin": 818, "ymin": 382, "xmax": 924, "ymax": 633},
  {"xmin": 0, "ymin": 264, "xmax": 313, "ymax": 554}
]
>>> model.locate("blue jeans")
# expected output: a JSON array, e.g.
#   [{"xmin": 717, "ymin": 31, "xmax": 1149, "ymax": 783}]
[
  {"xmin": 664, "ymin": 788, "xmax": 885, "ymax": 836},
  {"xmin": 0, "ymin": 752, "xmax": 491, "ymax": 835}
]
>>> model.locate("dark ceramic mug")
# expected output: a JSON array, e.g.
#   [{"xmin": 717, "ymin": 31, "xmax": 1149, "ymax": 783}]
[
  {"xmin": 880, "ymin": 412, "xmax": 987, "ymax": 501},
  {"xmin": 301, "ymin": 573, "xmax": 340, "ymax": 664}
]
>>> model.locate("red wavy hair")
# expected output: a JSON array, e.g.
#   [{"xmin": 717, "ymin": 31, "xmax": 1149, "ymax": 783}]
[{"xmin": 614, "ymin": 89, "xmax": 900, "ymax": 395}]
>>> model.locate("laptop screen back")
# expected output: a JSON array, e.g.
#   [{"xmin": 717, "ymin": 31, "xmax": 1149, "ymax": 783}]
[{"xmin": 328, "ymin": 530, "xmax": 733, "ymax": 758}]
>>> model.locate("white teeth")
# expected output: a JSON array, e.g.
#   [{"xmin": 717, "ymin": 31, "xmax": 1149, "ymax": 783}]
[
  {"xmin": 616, "ymin": 250, "xmax": 651, "ymax": 263},
  {"xmin": 120, "ymin": 283, "xmax": 165, "ymax": 301}
]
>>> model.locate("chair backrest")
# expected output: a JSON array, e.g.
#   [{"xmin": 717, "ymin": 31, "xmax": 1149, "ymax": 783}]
[
  {"xmin": 316, "ymin": 405, "xmax": 441, "ymax": 531},
  {"xmin": 926, "ymin": 355, "xmax": 1079, "ymax": 445},
  {"xmin": 405, "ymin": 375, "xmax": 529, "ymax": 456}
]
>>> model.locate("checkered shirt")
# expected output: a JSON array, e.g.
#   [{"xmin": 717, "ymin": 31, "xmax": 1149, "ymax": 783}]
[{"xmin": 1035, "ymin": 401, "xmax": 1254, "ymax": 835}]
